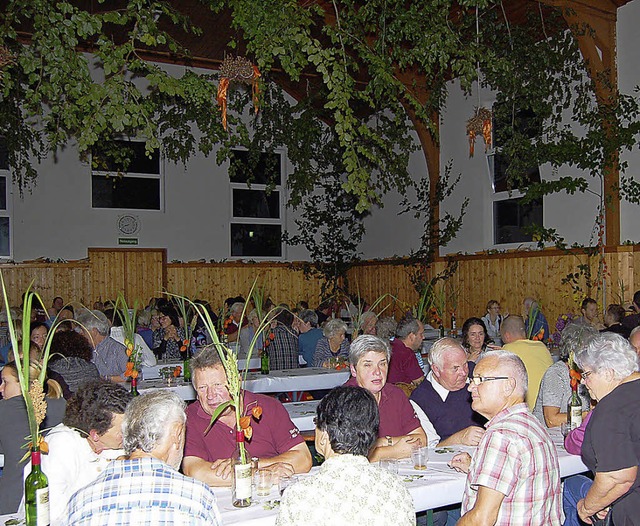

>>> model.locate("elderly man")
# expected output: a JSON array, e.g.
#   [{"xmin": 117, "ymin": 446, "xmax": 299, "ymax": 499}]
[
  {"xmin": 629, "ymin": 326, "xmax": 640, "ymax": 356},
  {"xmin": 345, "ymin": 334, "xmax": 427, "ymax": 461},
  {"xmin": 296, "ymin": 309, "xmax": 324, "ymax": 366},
  {"xmin": 183, "ymin": 347, "xmax": 312, "ymax": 486},
  {"xmin": 500, "ymin": 315, "xmax": 553, "ymax": 410},
  {"xmin": 64, "ymin": 391, "xmax": 222, "ymax": 525},
  {"xmin": 76, "ymin": 308, "xmax": 129, "ymax": 382},
  {"xmin": 522, "ymin": 297, "xmax": 549, "ymax": 341},
  {"xmin": 410, "ymin": 338, "xmax": 486, "ymax": 446},
  {"xmin": 36, "ymin": 380, "xmax": 132, "ymax": 524},
  {"xmin": 387, "ymin": 317, "xmax": 425, "ymax": 386},
  {"xmin": 451, "ymin": 351, "xmax": 562, "ymax": 525},
  {"xmin": 276, "ymin": 386, "xmax": 415, "ymax": 525}
]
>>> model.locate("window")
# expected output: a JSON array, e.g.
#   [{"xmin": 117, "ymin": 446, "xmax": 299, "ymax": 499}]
[
  {"xmin": 91, "ymin": 140, "xmax": 162, "ymax": 210},
  {"xmin": 0, "ymin": 140, "xmax": 11, "ymax": 258},
  {"xmin": 229, "ymin": 149, "xmax": 284, "ymax": 258},
  {"xmin": 488, "ymin": 102, "xmax": 543, "ymax": 245}
]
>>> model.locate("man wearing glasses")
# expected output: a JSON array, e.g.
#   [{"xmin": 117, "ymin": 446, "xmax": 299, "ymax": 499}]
[
  {"xmin": 182, "ymin": 347, "xmax": 312, "ymax": 486},
  {"xmin": 450, "ymin": 351, "xmax": 562, "ymax": 526}
]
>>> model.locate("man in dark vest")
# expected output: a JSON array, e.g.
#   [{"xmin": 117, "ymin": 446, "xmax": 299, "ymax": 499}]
[{"xmin": 410, "ymin": 337, "xmax": 486, "ymax": 446}]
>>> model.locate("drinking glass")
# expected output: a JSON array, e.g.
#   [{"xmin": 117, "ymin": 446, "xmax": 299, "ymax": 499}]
[
  {"xmin": 279, "ymin": 474, "xmax": 299, "ymax": 496},
  {"xmin": 379, "ymin": 459, "xmax": 399, "ymax": 474},
  {"xmin": 255, "ymin": 469, "xmax": 273, "ymax": 497},
  {"xmin": 411, "ymin": 447, "xmax": 429, "ymax": 471}
]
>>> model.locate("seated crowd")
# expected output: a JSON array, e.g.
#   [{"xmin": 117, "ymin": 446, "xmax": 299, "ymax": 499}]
[{"xmin": 0, "ymin": 290, "xmax": 638, "ymax": 526}]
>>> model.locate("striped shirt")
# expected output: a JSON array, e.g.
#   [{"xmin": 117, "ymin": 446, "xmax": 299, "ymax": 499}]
[
  {"xmin": 461, "ymin": 403, "xmax": 562, "ymax": 525},
  {"xmin": 63, "ymin": 457, "xmax": 222, "ymax": 526}
]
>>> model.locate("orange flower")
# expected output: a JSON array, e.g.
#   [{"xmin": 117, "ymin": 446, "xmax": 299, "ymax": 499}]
[
  {"xmin": 183, "ymin": 339, "xmax": 189, "ymax": 346},
  {"xmin": 180, "ymin": 345, "xmax": 187, "ymax": 352},
  {"xmin": 173, "ymin": 366, "xmax": 182, "ymax": 378},
  {"xmin": 251, "ymin": 406, "xmax": 263, "ymax": 419},
  {"xmin": 131, "ymin": 369, "xmax": 139, "ymax": 379},
  {"xmin": 239, "ymin": 416, "xmax": 251, "ymax": 429},
  {"xmin": 126, "ymin": 361, "xmax": 134, "ymax": 371},
  {"xmin": 269, "ymin": 332, "xmax": 275, "ymax": 341},
  {"xmin": 126, "ymin": 348, "xmax": 132, "ymax": 357},
  {"xmin": 243, "ymin": 426, "xmax": 253, "ymax": 440},
  {"xmin": 37, "ymin": 437, "xmax": 49, "ymax": 454}
]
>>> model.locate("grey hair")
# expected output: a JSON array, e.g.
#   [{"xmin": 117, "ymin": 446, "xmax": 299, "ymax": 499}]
[
  {"xmin": 137, "ymin": 309, "xmax": 151, "ymax": 328},
  {"xmin": 396, "ymin": 317, "xmax": 421, "ymax": 340},
  {"xmin": 298, "ymin": 309, "xmax": 318, "ymax": 327},
  {"xmin": 349, "ymin": 334, "xmax": 391, "ymax": 365},
  {"xmin": 574, "ymin": 332, "xmax": 639, "ymax": 380},
  {"xmin": 376, "ymin": 316, "xmax": 397, "ymax": 341},
  {"xmin": 247, "ymin": 309, "xmax": 260, "ymax": 323},
  {"xmin": 230, "ymin": 302, "xmax": 245, "ymax": 314},
  {"xmin": 559, "ymin": 323, "xmax": 598, "ymax": 362},
  {"xmin": 360, "ymin": 311, "xmax": 378, "ymax": 324},
  {"xmin": 190, "ymin": 345, "xmax": 223, "ymax": 382},
  {"xmin": 481, "ymin": 350, "xmax": 528, "ymax": 399},
  {"xmin": 76, "ymin": 308, "xmax": 110, "ymax": 336},
  {"xmin": 122, "ymin": 391, "xmax": 186, "ymax": 455},
  {"xmin": 323, "ymin": 318, "xmax": 348, "ymax": 339},
  {"xmin": 428, "ymin": 337, "xmax": 466, "ymax": 368},
  {"xmin": 630, "ymin": 326, "xmax": 640, "ymax": 338}
]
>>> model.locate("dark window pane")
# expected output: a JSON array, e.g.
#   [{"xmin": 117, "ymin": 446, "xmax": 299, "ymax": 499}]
[
  {"xmin": 229, "ymin": 150, "xmax": 281, "ymax": 185},
  {"xmin": 0, "ymin": 177, "xmax": 7, "ymax": 210},
  {"xmin": 92, "ymin": 175, "xmax": 160, "ymax": 210},
  {"xmin": 231, "ymin": 223, "xmax": 282, "ymax": 257},
  {"xmin": 493, "ymin": 103, "xmax": 543, "ymax": 147},
  {"xmin": 92, "ymin": 140, "xmax": 160, "ymax": 174},
  {"xmin": 494, "ymin": 197, "xmax": 543, "ymax": 245},
  {"xmin": 233, "ymin": 189, "xmax": 280, "ymax": 219},
  {"xmin": 0, "ymin": 217, "xmax": 10, "ymax": 256},
  {"xmin": 0, "ymin": 140, "xmax": 8, "ymax": 171},
  {"xmin": 490, "ymin": 153, "xmax": 541, "ymax": 193}
]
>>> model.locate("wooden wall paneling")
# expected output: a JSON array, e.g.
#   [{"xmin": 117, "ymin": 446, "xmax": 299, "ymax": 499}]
[
  {"xmin": 123, "ymin": 249, "xmax": 166, "ymax": 304},
  {"xmin": 88, "ymin": 249, "xmax": 127, "ymax": 304}
]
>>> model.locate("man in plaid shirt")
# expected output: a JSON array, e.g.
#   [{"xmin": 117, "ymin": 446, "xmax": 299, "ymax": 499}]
[
  {"xmin": 450, "ymin": 350, "xmax": 562, "ymax": 526},
  {"xmin": 64, "ymin": 391, "xmax": 222, "ymax": 525}
]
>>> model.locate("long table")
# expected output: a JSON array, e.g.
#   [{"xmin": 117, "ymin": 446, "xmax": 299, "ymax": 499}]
[
  {"xmin": 143, "ymin": 357, "xmax": 261, "ymax": 379},
  {"xmin": 138, "ymin": 368, "xmax": 350, "ymax": 400},
  {"xmin": 212, "ymin": 429, "xmax": 587, "ymax": 525},
  {"xmin": 0, "ymin": 430, "xmax": 587, "ymax": 526},
  {"xmin": 283, "ymin": 400, "xmax": 321, "ymax": 431}
]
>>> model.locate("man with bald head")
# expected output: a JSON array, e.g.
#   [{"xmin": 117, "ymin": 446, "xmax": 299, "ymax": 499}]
[
  {"xmin": 500, "ymin": 315, "xmax": 553, "ymax": 410},
  {"xmin": 410, "ymin": 337, "xmax": 485, "ymax": 446},
  {"xmin": 451, "ymin": 351, "xmax": 562, "ymax": 525},
  {"xmin": 629, "ymin": 326, "xmax": 640, "ymax": 357}
]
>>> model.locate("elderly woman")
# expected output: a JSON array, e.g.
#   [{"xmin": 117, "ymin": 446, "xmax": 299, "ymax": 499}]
[
  {"xmin": 0, "ymin": 361, "xmax": 65, "ymax": 513},
  {"xmin": 276, "ymin": 386, "xmax": 415, "ymax": 525},
  {"xmin": 152, "ymin": 306, "xmax": 186, "ymax": 360},
  {"xmin": 312, "ymin": 318, "xmax": 350, "ymax": 367},
  {"xmin": 47, "ymin": 330, "xmax": 101, "ymax": 398},
  {"xmin": 481, "ymin": 300, "xmax": 504, "ymax": 346},
  {"xmin": 461, "ymin": 317, "xmax": 490, "ymax": 363},
  {"xmin": 375, "ymin": 316, "xmax": 397, "ymax": 342},
  {"xmin": 238, "ymin": 309, "xmax": 263, "ymax": 358},
  {"xmin": 533, "ymin": 323, "xmax": 594, "ymax": 428},
  {"xmin": 345, "ymin": 334, "xmax": 426, "ymax": 461},
  {"xmin": 563, "ymin": 333, "xmax": 640, "ymax": 526}
]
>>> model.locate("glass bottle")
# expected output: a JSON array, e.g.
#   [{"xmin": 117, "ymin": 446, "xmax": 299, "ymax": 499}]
[
  {"xmin": 567, "ymin": 379, "xmax": 582, "ymax": 428},
  {"xmin": 439, "ymin": 324, "xmax": 445, "ymax": 338},
  {"xmin": 130, "ymin": 376, "xmax": 139, "ymax": 396},
  {"xmin": 25, "ymin": 447, "xmax": 50, "ymax": 526},
  {"xmin": 183, "ymin": 347, "xmax": 192, "ymax": 384},
  {"xmin": 450, "ymin": 313, "xmax": 457, "ymax": 336},
  {"xmin": 232, "ymin": 430, "xmax": 252, "ymax": 508},
  {"xmin": 260, "ymin": 349, "xmax": 270, "ymax": 375}
]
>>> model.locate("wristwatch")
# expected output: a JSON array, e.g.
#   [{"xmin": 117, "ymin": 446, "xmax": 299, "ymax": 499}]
[{"xmin": 385, "ymin": 435, "xmax": 392, "ymax": 447}]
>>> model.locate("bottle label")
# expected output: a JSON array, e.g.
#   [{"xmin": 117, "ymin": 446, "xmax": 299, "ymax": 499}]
[
  {"xmin": 234, "ymin": 463, "xmax": 252, "ymax": 499},
  {"xmin": 36, "ymin": 488, "xmax": 50, "ymax": 525},
  {"xmin": 570, "ymin": 406, "xmax": 582, "ymax": 428}
]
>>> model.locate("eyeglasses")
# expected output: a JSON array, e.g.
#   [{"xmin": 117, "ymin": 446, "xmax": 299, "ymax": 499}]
[
  {"xmin": 470, "ymin": 376, "xmax": 509, "ymax": 386},
  {"xmin": 580, "ymin": 370, "xmax": 594, "ymax": 379}
]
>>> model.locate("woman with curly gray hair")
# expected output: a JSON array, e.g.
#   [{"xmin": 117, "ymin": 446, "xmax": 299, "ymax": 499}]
[
  {"xmin": 532, "ymin": 323, "xmax": 595, "ymax": 428},
  {"xmin": 563, "ymin": 332, "xmax": 640, "ymax": 526},
  {"xmin": 312, "ymin": 318, "xmax": 350, "ymax": 367}
]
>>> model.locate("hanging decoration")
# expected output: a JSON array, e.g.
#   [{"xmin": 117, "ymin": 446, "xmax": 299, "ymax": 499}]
[
  {"xmin": 466, "ymin": 106, "xmax": 493, "ymax": 157},
  {"xmin": 217, "ymin": 55, "xmax": 261, "ymax": 131}
]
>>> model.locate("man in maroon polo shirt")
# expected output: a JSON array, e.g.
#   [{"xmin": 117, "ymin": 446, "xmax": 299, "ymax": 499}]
[
  {"xmin": 387, "ymin": 316, "xmax": 426, "ymax": 386},
  {"xmin": 345, "ymin": 334, "xmax": 426, "ymax": 461},
  {"xmin": 182, "ymin": 348, "xmax": 312, "ymax": 486}
]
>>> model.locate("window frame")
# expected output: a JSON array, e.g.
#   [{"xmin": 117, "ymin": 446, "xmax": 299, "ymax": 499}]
[
  {"xmin": 228, "ymin": 148, "xmax": 286, "ymax": 260},
  {"xmin": 0, "ymin": 141, "xmax": 12, "ymax": 259},
  {"xmin": 90, "ymin": 139, "xmax": 164, "ymax": 212}
]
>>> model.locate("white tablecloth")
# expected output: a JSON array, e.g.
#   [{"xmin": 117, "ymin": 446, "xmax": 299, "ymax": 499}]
[
  {"xmin": 283, "ymin": 400, "xmax": 321, "ymax": 431},
  {"xmin": 143, "ymin": 356, "xmax": 261, "ymax": 379},
  {"xmin": 138, "ymin": 368, "xmax": 350, "ymax": 400},
  {"xmin": 212, "ymin": 435, "xmax": 588, "ymax": 525}
]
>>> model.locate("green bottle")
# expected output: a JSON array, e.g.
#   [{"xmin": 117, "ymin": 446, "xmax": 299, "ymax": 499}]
[
  {"xmin": 261, "ymin": 350, "xmax": 270, "ymax": 375},
  {"xmin": 130, "ymin": 376, "xmax": 139, "ymax": 397},
  {"xmin": 25, "ymin": 448, "xmax": 50, "ymax": 526}
]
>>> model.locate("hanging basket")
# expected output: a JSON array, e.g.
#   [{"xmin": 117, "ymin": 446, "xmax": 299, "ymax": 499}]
[
  {"xmin": 466, "ymin": 106, "xmax": 493, "ymax": 157},
  {"xmin": 217, "ymin": 55, "xmax": 261, "ymax": 131}
]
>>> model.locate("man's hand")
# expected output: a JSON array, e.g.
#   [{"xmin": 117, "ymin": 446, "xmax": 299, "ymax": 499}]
[
  {"xmin": 443, "ymin": 426, "xmax": 485, "ymax": 447},
  {"xmin": 210, "ymin": 458, "xmax": 234, "ymax": 481},
  {"xmin": 449, "ymin": 452, "xmax": 472, "ymax": 474}
]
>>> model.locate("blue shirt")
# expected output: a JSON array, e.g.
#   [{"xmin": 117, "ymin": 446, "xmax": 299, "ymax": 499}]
[
  {"xmin": 298, "ymin": 328, "xmax": 323, "ymax": 366},
  {"xmin": 64, "ymin": 457, "xmax": 222, "ymax": 525}
]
